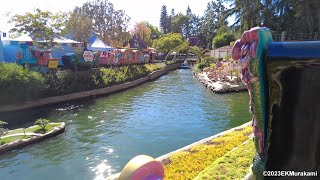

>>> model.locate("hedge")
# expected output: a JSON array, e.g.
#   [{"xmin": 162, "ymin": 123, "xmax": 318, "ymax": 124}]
[{"xmin": 0, "ymin": 63, "xmax": 166, "ymax": 105}]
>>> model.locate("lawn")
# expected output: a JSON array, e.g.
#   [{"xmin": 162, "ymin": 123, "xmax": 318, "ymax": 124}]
[
  {"xmin": 0, "ymin": 135, "xmax": 32, "ymax": 144},
  {"xmin": 5, "ymin": 123, "xmax": 63, "ymax": 136}
]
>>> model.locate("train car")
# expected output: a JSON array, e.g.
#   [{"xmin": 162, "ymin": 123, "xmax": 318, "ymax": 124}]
[{"xmin": 16, "ymin": 44, "xmax": 59, "ymax": 73}]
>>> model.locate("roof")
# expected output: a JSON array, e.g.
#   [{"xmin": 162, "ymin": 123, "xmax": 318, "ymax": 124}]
[{"xmin": 89, "ymin": 37, "xmax": 113, "ymax": 51}]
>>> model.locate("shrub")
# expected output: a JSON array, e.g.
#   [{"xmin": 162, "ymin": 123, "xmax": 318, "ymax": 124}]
[
  {"xmin": 0, "ymin": 120, "xmax": 8, "ymax": 136},
  {"xmin": 212, "ymin": 32, "xmax": 235, "ymax": 49},
  {"xmin": 34, "ymin": 118, "xmax": 50, "ymax": 132},
  {"xmin": 225, "ymin": 54, "xmax": 232, "ymax": 61},
  {"xmin": 0, "ymin": 62, "xmax": 46, "ymax": 105}
]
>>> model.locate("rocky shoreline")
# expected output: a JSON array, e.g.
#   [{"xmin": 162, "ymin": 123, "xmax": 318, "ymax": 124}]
[{"xmin": 194, "ymin": 72, "xmax": 247, "ymax": 94}]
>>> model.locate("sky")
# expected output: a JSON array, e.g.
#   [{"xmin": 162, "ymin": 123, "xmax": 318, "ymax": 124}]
[{"xmin": 0, "ymin": 0, "xmax": 231, "ymax": 36}]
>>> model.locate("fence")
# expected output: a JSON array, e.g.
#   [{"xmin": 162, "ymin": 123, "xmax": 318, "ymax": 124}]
[
  {"xmin": 273, "ymin": 32, "xmax": 320, "ymax": 42},
  {"xmin": 209, "ymin": 46, "xmax": 232, "ymax": 59}
]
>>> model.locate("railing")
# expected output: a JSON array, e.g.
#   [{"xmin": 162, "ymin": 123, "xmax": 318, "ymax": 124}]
[{"xmin": 273, "ymin": 32, "xmax": 320, "ymax": 42}]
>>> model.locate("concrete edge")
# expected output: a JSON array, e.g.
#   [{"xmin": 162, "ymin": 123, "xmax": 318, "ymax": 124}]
[
  {"xmin": 193, "ymin": 72, "xmax": 247, "ymax": 94},
  {"xmin": 0, "ymin": 122, "xmax": 66, "ymax": 153},
  {"xmin": 0, "ymin": 63, "xmax": 181, "ymax": 113},
  {"xmin": 108, "ymin": 121, "xmax": 252, "ymax": 180}
]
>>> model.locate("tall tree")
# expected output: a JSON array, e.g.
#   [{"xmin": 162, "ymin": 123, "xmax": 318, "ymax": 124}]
[
  {"xmin": 185, "ymin": 6, "xmax": 192, "ymax": 38},
  {"xmin": 199, "ymin": 0, "xmax": 227, "ymax": 49},
  {"xmin": 71, "ymin": 0, "xmax": 131, "ymax": 47},
  {"xmin": 65, "ymin": 10, "xmax": 93, "ymax": 43},
  {"xmin": 131, "ymin": 22, "xmax": 152, "ymax": 46},
  {"xmin": 143, "ymin": 21, "xmax": 163, "ymax": 47},
  {"xmin": 160, "ymin": 5, "xmax": 169, "ymax": 34}
]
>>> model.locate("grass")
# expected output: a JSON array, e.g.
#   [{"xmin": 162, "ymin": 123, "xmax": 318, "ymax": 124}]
[
  {"xmin": 0, "ymin": 135, "xmax": 32, "ymax": 145},
  {"xmin": 163, "ymin": 126, "xmax": 253, "ymax": 180},
  {"xmin": 4, "ymin": 123, "xmax": 63, "ymax": 136},
  {"xmin": 194, "ymin": 139, "xmax": 255, "ymax": 179}
]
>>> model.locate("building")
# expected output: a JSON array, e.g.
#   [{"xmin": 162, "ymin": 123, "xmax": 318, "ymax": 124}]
[
  {"xmin": 123, "ymin": 34, "xmax": 147, "ymax": 49},
  {"xmin": 187, "ymin": 37, "xmax": 200, "ymax": 47},
  {"xmin": 0, "ymin": 31, "xmax": 5, "ymax": 61}
]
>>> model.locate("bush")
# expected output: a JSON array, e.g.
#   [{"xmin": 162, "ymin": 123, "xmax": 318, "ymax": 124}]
[
  {"xmin": 225, "ymin": 54, "xmax": 231, "ymax": 61},
  {"xmin": 212, "ymin": 32, "xmax": 235, "ymax": 49},
  {"xmin": 0, "ymin": 63, "xmax": 166, "ymax": 104},
  {"xmin": 0, "ymin": 62, "xmax": 46, "ymax": 105}
]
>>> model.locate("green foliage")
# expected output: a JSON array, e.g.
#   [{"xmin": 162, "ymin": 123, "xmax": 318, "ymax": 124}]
[
  {"xmin": 164, "ymin": 126, "xmax": 253, "ymax": 179},
  {"xmin": 194, "ymin": 139, "xmax": 255, "ymax": 179},
  {"xmin": 0, "ymin": 62, "xmax": 165, "ymax": 105},
  {"xmin": 9, "ymin": 9, "xmax": 66, "ymax": 49},
  {"xmin": 34, "ymin": 118, "xmax": 50, "ymax": 132},
  {"xmin": 212, "ymin": 32, "xmax": 235, "ymax": 49},
  {"xmin": 45, "ymin": 64, "xmax": 163, "ymax": 96},
  {"xmin": 0, "ymin": 120, "xmax": 8, "ymax": 136},
  {"xmin": 70, "ymin": 0, "xmax": 131, "ymax": 47},
  {"xmin": 153, "ymin": 33, "xmax": 184, "ymax": 55},
  {"xmin": 225, "ymin": 54, "xmax": 231, "ymax": 61},
  {"xmin": 0, "ymin": 120, "xmax": 8, "ymax": 128},
  {"xmin": 0, "ymin": 62, "xmax": 46, "ymax": 105},
  {"xmin": 160, "ymin": 5, "xmax": 169, "ymax": 34},
  {"xmin": 65, "ymin": 10, "xmax": 93, "ymax": 43}
]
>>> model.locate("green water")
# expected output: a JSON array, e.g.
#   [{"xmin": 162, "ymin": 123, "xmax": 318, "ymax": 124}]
[{"xmin": 0, "ymin": 69, "xmax": 251, "ymax": 180}]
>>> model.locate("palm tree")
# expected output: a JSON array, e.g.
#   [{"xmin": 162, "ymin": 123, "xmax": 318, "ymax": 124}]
[{"xmin": 225, "ymin": 0, "xmax": 263, "ymax": 32}]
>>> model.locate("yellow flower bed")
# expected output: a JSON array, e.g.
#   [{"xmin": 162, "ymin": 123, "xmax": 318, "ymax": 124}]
[
  {"xmin": 163, "ymin": 126, "xmax": 253, "ymax": 180},
  {"xmin": 194, "ymin": 139, "xmax": 255, "ymax": 179}
]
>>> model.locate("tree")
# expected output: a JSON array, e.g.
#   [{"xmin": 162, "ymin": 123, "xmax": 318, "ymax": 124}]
[
  {"xmin": 199, "ymin": 0, "xmax": 227, "ymax": 49},
  {"xmin": 153, "ymin": 33, "xmax": 185, "ymax": 57},
  {"xmin": 143, "ymin": 21, "xmax": 163, "ymax": 47},
  {"xmin": 226, "ymin": 0, "xmax": 262, "ymax": 32},
  {"xmin": 0, "ymin": 120, "xmax": 8, "ymax": 136},
  {"xmin": 160, "ymin": 5, "xmax": 169, "ymax": 34},
  {"xmin": 131, "ymin": 22, "xmax": 152, "ymax": 46},
  {"xmin": 171, "ymin": 13, "xmax": 189, "ymax": 35},
  {"xmin": 34, "ymin": 118, "xmax": 50, "ymax": 132},
  {"xmin": 9, "ymin": 9, "xmax": 66, "ymax": 49},
  {"xmin": 212, "ymin": 25, "xmax": 235, "ymax": 48},
  {"xmin": 71, "ymin": 0, "xmax": 131, "ymax": 47},
  {"xmin": 185, "ymin": 6, "xmax": 192, "ymax": 38},
  {"xmin": 65, "ymin": 9, "xmax": 93, "ymax": 43}
]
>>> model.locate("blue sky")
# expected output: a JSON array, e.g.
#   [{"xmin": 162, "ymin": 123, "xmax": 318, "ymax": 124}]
[{"xmin": 0, "ymin": 0, "xmax": 233, "ymax": 35}]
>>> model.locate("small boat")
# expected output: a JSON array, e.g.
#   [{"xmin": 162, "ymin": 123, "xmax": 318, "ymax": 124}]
[{"xmin": 180, "ymin": 60, "xmax": 191, "ymax": 69}]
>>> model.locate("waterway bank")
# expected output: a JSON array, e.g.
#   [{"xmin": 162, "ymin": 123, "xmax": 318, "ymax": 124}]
[
  {"xmin": 193, "ymin": 72, "xmax": 247, "ymax": 94},
  {"xmin": 0, "ymin": 63, "xmax": 181, "ymax": 113}
]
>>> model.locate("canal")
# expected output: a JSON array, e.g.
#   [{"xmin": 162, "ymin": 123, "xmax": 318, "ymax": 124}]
[{"xmin": 0, "ymin": 69, "xmax": 250, "ymax": 180}]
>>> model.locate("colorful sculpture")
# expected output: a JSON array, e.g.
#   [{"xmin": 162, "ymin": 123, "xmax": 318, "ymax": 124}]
[
  {"xmin": 232, "ymin": 27, "xmax": 273, "ymax": 179},
  {"xmin": 233, "ymin": 27, "xmax": 320, "ymax": 179}
]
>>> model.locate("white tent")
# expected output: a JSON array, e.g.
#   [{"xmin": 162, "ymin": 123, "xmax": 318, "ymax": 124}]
[
  {"xmin": 12, "ymin": 34, "xmax": 33, "ymax": 41},
  {"xmin": 89, "ymin": 37, "xmax": 113, "ymax": 51}
]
